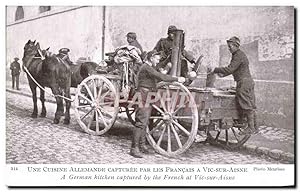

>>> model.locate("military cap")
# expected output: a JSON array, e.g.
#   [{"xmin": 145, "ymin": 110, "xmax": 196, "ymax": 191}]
[
  {"xmin": 227, "ymin": 36, "xmax": 240, "ymax": 47},
  {"xmin": 167, "ymin": 25, "xmax": 177, "ymax": 34},
  {"xmin": 59, "ymin": 48, "xmax": 70, "ymax": 54},
  {"xmin": 14, "ymin": 57, "xmax": 19, "ymax": 61},
  {"xmin": 126, "ymin": 32, "xmax": 137, "ymax": 40}
]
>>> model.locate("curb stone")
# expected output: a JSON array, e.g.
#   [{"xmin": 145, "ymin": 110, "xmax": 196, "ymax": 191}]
[
  {"xmin": 6, "ymin": 88, "xmax": 56, "ymax": 104},
  {"xmin": 7, "ymin": 87, "xmax": 295, "ymax": 163},
  {"xmin": 243, "ymin": 144, "xmax": 257, "ymax": 154},
  {"xmin": 241, "ymin": 145, "xmax": 294, "ymax": 163},
  {"xmin": 282, "ymin": 152, "xmax": 294, "ymax": 163},
  {"xmin": 256, "ymin": 147, "xmax": 269, "ymax": 156},
  {"xmin": 268, "ymin": 149, "xmax": 283, "ymax": 160}
]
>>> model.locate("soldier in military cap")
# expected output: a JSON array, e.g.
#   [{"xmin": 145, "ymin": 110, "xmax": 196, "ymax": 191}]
[
  {"xmin": 129, "ymin": 50, "xmax": 186, "ymax": 158},
  {"xmin": 126, "ymin": 32, "xmax": 143, "ymax": 54},
  {"xmin": 153, "ymin": 25, "xmax": 196, "ymax": 77},
  {"xmin": 57, "ymin": 48, "xmax": 73, "ymax": 65},
  {"xmin": 209, "ymin": 36, "xmax": 258, "ymax": 135},
  {"xmin": 10, "ymin": 57, "xmax": 21, "ymax": 90}
]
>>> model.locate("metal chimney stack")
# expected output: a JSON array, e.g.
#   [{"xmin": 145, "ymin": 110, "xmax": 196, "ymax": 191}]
[{"xmin": 169, "ymin": 29, "xmax": 184, "ymax": 77}]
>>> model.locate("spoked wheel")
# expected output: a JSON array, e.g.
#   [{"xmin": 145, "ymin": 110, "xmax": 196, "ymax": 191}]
[
  {"xmin": 146, "ymin": 82, "xmax": 198, "ymax": 157},
  {"xmin": 206, "ymin": 119, "xmax": 251, "ymax": 150},
  {"xmin": 74, "ymin": 75, "xmax": 119, "ymax": 135}
]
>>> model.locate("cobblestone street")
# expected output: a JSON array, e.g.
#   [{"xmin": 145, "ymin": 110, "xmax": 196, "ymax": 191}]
[{"xmin": 6, "ymin": 91, "xmax": 288, "ymax": 164}]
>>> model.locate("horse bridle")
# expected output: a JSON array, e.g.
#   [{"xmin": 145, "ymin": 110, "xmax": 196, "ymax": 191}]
[
  {"xmin": 34, "ymin": 48, "xmax": 45, "ymax": 60},
  {"xmin": 24, "ymin": 44, "xmax": 46, "ymax": 70}
]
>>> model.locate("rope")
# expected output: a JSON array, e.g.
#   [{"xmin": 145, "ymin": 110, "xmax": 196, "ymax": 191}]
[
  {"xmin": 125, "ymin": 62, "xmax": 129, "ymax": 88},
  {"xmin": 23, "ymin": 65, "xmax": 75, "ymax": 102},
  {"xmin": 122, "ymin": 62, "xmax": 129, "ymax": 89},
  {"xmin": 121, "ymin": 62, "xmax": 130, "ymax": 99}
]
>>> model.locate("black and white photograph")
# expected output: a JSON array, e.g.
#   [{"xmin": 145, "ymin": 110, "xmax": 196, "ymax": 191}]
[{"xmin": 4, "ymin": 4, "xmax": 295, "ymax": 187}]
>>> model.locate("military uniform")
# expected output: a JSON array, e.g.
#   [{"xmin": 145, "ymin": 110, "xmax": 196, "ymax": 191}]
[
  {"xmin": 130, "ymin": 57, "xmax": 179, "ymax": 158},
  {"xmin": 126, "ymin": 32, "xmax": 144, "ymax": 54},
  {"xmin": 129, "ymin": 40, "xmax": 143, "ymax": 54},
  {"xmin": 153, "ymin": 25, "xmax": 196, "ymax": 77},
  {"xmin": 10, "ymin": 58, "xmax": 21, "ymax": 90},
  {"xmin": 213, "ymin": 36, "xmax": 257, "ymax": 134},
  {"xmin": 125, "ymin": 32, "xmax": 145, "ymax": 87}
]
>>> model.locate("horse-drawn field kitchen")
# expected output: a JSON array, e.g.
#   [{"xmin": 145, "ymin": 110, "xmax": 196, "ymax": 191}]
[{"xmin": 21, "ymin": 26, "xmax": 258, "ymax": 158}]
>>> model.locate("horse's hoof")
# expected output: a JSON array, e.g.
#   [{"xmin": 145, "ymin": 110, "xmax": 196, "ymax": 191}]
[
  {"xmin": 53, "ymin": 119, "xmax": 60, "ymax": 124},
  {"xmin": 63, "ymin": 119, "xmax": 70, "ymax": 125},
  {"xmin": 31, "ymin": 114, "xmax": 38, "ymax": 118}
]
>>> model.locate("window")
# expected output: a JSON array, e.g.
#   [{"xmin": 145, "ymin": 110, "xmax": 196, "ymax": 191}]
[
  {"xmin": 15, "ymin": 6, "xmax": 24, "ymax": 21},
  {"xmin": 39, "ymin": 6, "xmax": 51, "ymax": 13}
]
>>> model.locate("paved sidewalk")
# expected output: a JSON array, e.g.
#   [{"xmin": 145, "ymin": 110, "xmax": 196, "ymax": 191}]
[{"xmin": 6, "ymin": 80, "xmax": 295, "ymax": 163}]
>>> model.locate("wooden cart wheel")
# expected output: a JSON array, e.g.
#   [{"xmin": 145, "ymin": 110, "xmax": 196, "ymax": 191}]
[
  {"xmin": 74, "ymin": 75, "xmax": 119, "ymax": 135},
  {"xmin": 146, "ymin": 82, "xmax": 198, "ymax": 157},
  {"xmin": 206, "ymin": 119, "xmax": 251, "ymax": 150}
]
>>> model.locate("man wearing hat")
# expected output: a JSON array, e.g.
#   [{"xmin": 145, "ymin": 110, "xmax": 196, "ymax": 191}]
[
  {"xmin": 209, "ymin": 36, "xmax": 258, "ymax": 135},
  {"xmin": 126, "ymin": 32, "xmax": 143, "ymax": 54},
  {"xmin": 10, "ymin": 57, "xmax": 21, "ymax": 90},
  {"xmin": 153, "ymin": 25, "xmax": 196, "ymax": 77},
  {"xmin": 57, "ymin": 48, "xmax": 73, "ymax": 65},
  {"xmin": 129, "ymin": 50, "xmax": 186, "ymax": 158}
]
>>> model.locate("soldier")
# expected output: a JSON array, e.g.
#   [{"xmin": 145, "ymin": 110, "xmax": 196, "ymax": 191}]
[
  {"xmin": 130, "ymin": 51, "xmax": 186, "ymax": 158},
  {"xmin": 209, "ymin": 36, "xmax": 258, "ymax": 135},
  {"xmin": 126, "ymin": 32, "xmax": 143, "ymax": 53},
  {"xmin": 10, "ymin": 57, "xmax": 21, "ymax": 90},
  {"xmin": 57, "ymin": 48, "xmax": 73, "ymax": 65},
  {"xmin": 153, "ymin": 25, "xmax": 196, "ymax": 77}
]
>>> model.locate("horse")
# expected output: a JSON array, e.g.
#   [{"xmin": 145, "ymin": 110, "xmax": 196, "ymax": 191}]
[
  {"xmin": 69, "ymin": 61, "xmax": 100, "ymax": 88},
  {"xmin": 42, "ymin": 49, "xmax": 100, "ymax": 87},
  {"xmin": 22, "ymin": 40, "xmax": 72, "ymax": 124}
]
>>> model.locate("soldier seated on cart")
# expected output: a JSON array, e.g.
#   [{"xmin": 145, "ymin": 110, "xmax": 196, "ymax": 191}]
[
  {"xmin": 153, "ymin": 25, "xmax": 197, "ymax": 77},
  {"xmin": 208, "ymin": 36, "xmax": 258, "ymax": 135},
  {"xmin": 105, "ymin": 44, "xmax": 142, "ymax": 72},
  {"xmin": 126, "ymin": 32, "xmax": 144, "ymax": 55},
  {"xmin": 126, "ymin": 32, "xmax": 148, "ymax": 64},
  {"xmin": 57, "ymin": 48, "xmax": 73, "ymax": 65},
  {"xmin": 105, "ymin": 32, "xmax": 144, "ymax": 66},
  {"xmin": 130, "ymin": 50, "xmax": 186, "ymax": 158}
]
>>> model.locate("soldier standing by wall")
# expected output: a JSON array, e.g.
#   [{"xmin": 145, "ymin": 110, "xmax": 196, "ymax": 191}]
[
  {"xmin": 10, "ymin": 57, "xmax": 21, "ymax": 90},
  {"xmin": 130, "ymin": 51, "xmax": 186, "ymax": 158},
  {"xmin": 209, "ymin": 36, "xmax": 258, "ymax": 135}
]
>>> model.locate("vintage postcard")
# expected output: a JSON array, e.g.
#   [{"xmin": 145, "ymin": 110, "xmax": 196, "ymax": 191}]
[{"xmin": 4, "ymin": 5, "xmax": 295, "ymax": 187}]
